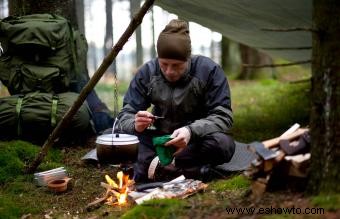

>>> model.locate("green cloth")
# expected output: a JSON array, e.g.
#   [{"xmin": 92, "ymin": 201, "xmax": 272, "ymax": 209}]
[{"xmin": 152, "ymin": 135, "xmax": 176, "ymax": 166}]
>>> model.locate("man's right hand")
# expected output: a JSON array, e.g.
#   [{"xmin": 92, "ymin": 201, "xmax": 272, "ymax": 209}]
[{"xmin": 134, "ymin": 111, "xmax": 154, "ymax": 132}]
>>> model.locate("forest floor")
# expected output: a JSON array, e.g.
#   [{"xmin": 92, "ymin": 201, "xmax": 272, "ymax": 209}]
[{"xmin": 0, "ymin": 139, "xmax": 337, "ymax": 219}]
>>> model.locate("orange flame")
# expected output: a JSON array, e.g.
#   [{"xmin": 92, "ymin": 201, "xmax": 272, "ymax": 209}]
[
  {"xmin": 117, "ymin": 187, "xmax": 128, "ymax": 205},
  {"xmin": 117, "ymin": 171, "xmax": 123, "ymax": 188},
  {"xmin": 105, "ymin": 171, "xmax": 129, "ymax": 205}
]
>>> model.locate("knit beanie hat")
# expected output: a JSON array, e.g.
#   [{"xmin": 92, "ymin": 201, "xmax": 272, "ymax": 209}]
[{"xmin": 157, "ymin": 19, "xmax": 191, "ymax": 61}]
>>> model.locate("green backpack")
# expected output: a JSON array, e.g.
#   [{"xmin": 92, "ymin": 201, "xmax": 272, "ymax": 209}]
[
  {"xmin": 0, "ymin": 14, "xmax": 86, "ymax": 94},
  {"xmin": 0, "ymin": 92, "xmax": 94, "ymax": 144}
]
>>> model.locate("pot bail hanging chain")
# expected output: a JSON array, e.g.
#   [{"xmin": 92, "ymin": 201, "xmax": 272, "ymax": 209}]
[{"xmin": 113, "ymin": 70, "xmax": 119, "ymax": 118}]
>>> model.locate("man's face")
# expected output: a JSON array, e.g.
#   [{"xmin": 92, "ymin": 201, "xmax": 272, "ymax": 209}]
[{"xmin": 158, "ymin": 58, "xmax": 188, "ymax": 82}]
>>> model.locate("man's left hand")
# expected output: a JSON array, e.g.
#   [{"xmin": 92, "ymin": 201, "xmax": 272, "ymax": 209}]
[{"xmin": 165, "ymin": 127, "xmax": 191, "ymax": 155}]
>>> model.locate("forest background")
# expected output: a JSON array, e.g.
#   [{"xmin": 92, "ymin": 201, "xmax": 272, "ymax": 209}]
[{"xmin": 0, "ymin": 0, "xmax": 338, "ymax": 218}]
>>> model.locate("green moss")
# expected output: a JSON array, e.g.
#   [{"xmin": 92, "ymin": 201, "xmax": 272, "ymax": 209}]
[
  {"xmin": 209, "ymin": 174, "xmax": 250, "ymax": 192},
  {"xmin": 0, "ymin": 141, "xmax": 38, "ymax": 184},
  {"xmin": 0, "ymin": 140, "xmax": 64, "ymax": 218},
  {"xmin": 0, "ymin": 187, "xmax": 43, "ymax": 218},
  {"xmin": 311, "ymin": 194, "xmax": 340, "ymax": 211},
  {"xmin": 121, "ymin": 199, "xmax": 185, "ymax": 219},
  {"xmin": 0, "ymin": 141, "xmax": 63, "ymax": 185},
  {"xmin": 0, "ymin": 194, "xmax": 22, "ymax": 219}
]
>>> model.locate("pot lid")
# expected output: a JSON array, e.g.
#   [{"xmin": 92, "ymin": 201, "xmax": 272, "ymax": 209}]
[{"xmin": 96, "ymin": 134, "xmax": 139, "ymax": 145}]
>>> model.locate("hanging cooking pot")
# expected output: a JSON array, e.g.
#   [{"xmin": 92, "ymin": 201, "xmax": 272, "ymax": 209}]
[{"xmin": 96, "ymin": 133, "xmax": 139, "ymax": 164}]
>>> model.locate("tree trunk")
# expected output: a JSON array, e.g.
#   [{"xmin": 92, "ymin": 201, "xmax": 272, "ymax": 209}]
[
  {"xmin": 8, "ymin": 0, "xmax": 78, "ymax": 28},
  {"xmin": 237, "ymin": 43, "xmax": 274, "ymax": 80},
  {"xmin": 308, "ymin": 0, "xmax": 340, "ymax": 194},
  {"xmin": 238, "ymin": 43, "xmax": 256, "ymax": 79},
  {"xmin": 104, "ymin": 0, "xmax": 116, "ymax": 74},
  {"xmin": 221, "ymin": 36, "xmax": 231, "ymax": 74},
  {"xmin": 130, "ymin": 0, "xmax": 143, "ymax": 66},
  {"xmin": 0, "ymin": 0, "xmax": 6, "ymax": 18},
  {"xmin": 150, "ymin": 7, "xmax": 156, "ymax": 58},
  {"xmin": 75, "ymin": 0, "xmax": 85, "ymax": 35}
]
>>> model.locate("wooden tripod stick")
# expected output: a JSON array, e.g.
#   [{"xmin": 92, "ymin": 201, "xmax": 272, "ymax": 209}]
[{"xmin": 25, "ymin": 0, "xmax": 156, "ymax": 174}]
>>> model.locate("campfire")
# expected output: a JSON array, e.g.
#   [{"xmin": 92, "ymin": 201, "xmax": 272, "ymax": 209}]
[
  {"xmin": 86, "ymin": 170, "xmax": 134, "ymax": 210},
  {"xmin": 86, "ymin": 170, "xmax": 207, "ymax": 211},
  {"xmin": 102, "ymin": 171, "xmax": 134, "ymax": 206}
]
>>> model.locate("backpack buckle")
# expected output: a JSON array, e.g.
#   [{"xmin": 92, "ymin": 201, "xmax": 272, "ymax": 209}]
[{"xmin": 36, "ymin": 78, "xmax": 43, "ymax": 90}]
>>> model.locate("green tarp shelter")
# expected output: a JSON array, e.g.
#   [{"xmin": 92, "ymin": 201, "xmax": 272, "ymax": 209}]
[{"xmin": 156, "ymin": 0, "xmax": 312, "ymax": 62}]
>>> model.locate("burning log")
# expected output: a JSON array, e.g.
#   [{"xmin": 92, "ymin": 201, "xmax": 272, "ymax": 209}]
[
  {"xmin": 100, "ymin": 182, "xmax": 121, "ymax": 194},
  {"xmin": 104, "ymin": 171, "xmax": 132, "ymax": 206},
  {"xmin": 86, "ymin": 170, "xmax": 134, "ymax": 212},
  {"xmin": 86, "ymin": 193, "xmax": 111, "ymax": 211}
]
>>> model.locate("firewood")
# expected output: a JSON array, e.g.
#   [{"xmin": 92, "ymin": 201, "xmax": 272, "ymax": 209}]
[
  {"xmin": 86, "ymin": 193, "xmax": 110, "ymax": 212},
  {"xmin": 262, "ymin": 128, "xmax": 308, "ymax": 149},
  {"xmin": 100, "ymin": 182, "xmax": 114, "ymax": 190},
  {"xmin": 285, "ymin": 153, "xmax": 311, "ymax": 177}
]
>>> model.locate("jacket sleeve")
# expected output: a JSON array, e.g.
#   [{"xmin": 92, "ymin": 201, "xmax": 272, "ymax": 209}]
[
  {"xmin": 116, "ymin": 64, "xmax": 152, "ymax": 134},
  {"xmin": 187, "ymin": 63, "xmax": 233, "ymax": 139}
]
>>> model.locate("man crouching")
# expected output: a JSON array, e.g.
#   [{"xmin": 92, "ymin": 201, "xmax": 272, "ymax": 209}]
[{"xmin": 117, "ymin": 19, "xmax": 235, "ymax": 182}]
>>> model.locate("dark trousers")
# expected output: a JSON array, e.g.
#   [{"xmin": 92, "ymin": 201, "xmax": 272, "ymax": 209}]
[{"xmin": 133, "ymin": 131, "xmax": 235, "ymax": 182}]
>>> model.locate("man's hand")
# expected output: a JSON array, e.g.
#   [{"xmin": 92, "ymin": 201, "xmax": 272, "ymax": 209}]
[
  {"xmin": 134, "ymin": 111, "xmax": 154, "ymax": 132},
  {"xmin": 165, "ymin": 127, "xmax": 191, "ymax": 155}
]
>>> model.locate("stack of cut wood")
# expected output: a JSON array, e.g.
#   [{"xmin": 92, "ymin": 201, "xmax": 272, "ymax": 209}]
[{"xmin": 243, "ymin": 124, "xmax": 310, "ymax": 200}]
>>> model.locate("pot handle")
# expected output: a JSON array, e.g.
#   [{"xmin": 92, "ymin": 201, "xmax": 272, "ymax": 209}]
[{"xmin": 112, "ymin": 117, "xmax": 123, "ymax": 137}]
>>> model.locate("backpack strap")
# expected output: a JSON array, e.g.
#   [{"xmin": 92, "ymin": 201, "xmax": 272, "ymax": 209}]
[
  {"xmin": 51, "ymin": 94, "xmax": 59, "ymax": 127},
  {"xmin": 15, "ymin": 95, "xmax": 24, "ymax": 136}
]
